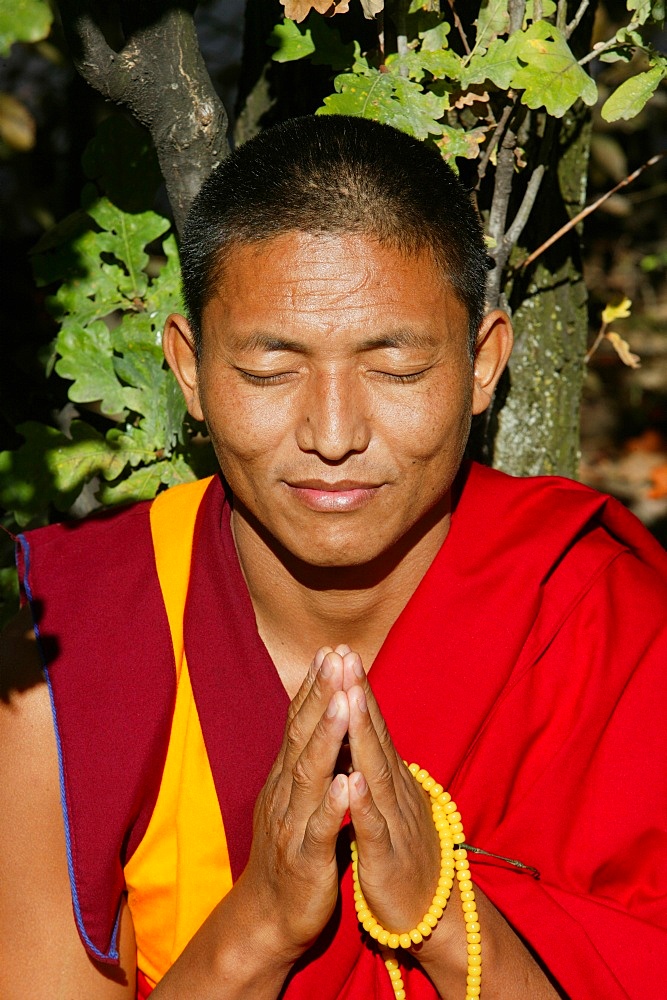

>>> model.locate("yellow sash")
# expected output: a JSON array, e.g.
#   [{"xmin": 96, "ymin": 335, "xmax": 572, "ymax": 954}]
[{"xmin": 124, "ymin": 479, "xmax": 234, "ymax": 988}]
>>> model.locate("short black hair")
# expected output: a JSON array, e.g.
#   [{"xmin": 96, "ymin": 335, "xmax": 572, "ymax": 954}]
[{"xmin": 180, "ymin": 115, "xmax": 490, "ymax": 357}]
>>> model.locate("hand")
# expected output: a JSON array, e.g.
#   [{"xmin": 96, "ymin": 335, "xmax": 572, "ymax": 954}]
[
  {"xmin": 237, "ymin": 648, "xmax": 351, "ymax": 962},
  {"xmin": 339, "ymin": 647, "xmax": 441, "ymax": 936}
]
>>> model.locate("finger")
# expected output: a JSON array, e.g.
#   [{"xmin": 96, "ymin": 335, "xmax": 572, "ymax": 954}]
[
  {"xmin": 288, "ymin": 646, "xmax": 333, "ymax": 722},
  {"xmin": 346, "ymin": 685, "xmax": 404, "ymax": 819},
  {"xmin": 302, "ymin": 773, "xmax": 350, "ymax": 864},
  {"xmin": 348, "ymin": 770, "xmax": 392, "ymax": 862},
  {"xmin": 280, "ymin": 651, "xmax": 344, "ymax": 774},
  {"xmin": 286, "ymin": 690, "xmax": 350, "ymax": 821}
]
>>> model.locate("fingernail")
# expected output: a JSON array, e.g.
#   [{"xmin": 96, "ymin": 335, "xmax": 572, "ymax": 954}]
[
  {"xmin": 354, "ymin": 688, "xmax": 367, "ymax": 713},
  {"xmin": 314, "ymin": 647, "xmax": 330, "ymax": 670},
  {"xmin": 326, "ymin": 694, "xmax": 339, "ymax": 717},
  {"xmin": 331, "ymin": 774, "xmax": 346, "ymax": 798},
  {"xmin": 352, "ymin": 656, "xmax": 364, "ymax": 679},
  {"xmin": 354, "ymin": 773, "xmax": 367, "ymax": 795},
  {"xmin": 336, "ymin": 643, "xmax": 351, "ymax": 655},
  {"xmin": 321, "ymin": 655, "xmax": 333, "ymax": 679}
]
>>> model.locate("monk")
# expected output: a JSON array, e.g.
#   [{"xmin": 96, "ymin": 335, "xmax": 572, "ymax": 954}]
[{"xmin": 1, "ymin": 115, "xmax": 666, "ymax": 1000}]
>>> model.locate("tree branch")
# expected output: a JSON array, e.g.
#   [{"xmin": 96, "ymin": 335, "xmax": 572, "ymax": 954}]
[
  {"xmin": 565, "ymin": 0, "xmax": 590, "ymax": 40},
  {"xmin": 520, "ymin": 152, "xmax": 665, "ymax": 270},
  {"xmin": 56, "ymin": 0, "xmax": 230, "ymax": 232}
]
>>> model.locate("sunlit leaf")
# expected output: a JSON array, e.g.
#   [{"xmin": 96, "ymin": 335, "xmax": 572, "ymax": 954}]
[
  {"xmin": 318, "ymin": 69, "xmax": 447, "ymax": 139},
  {"xmin": 270, "ymin": 18, "xmax": 316, "ymax": 61},
  {"xmin": 601, "ymin": 64, "xmax": 666, "ymax": 122},
  {"xmin": 602, "ymin": 297, "xmax": 632, "ymax": 323},
  {"xmin": 605, "ymin": 331, "xmax": 641, "ymax": 368},
  {"xmin": 511, "ymin": 22, "xmax": 598, "ymax": 117},
  {"xmin": 55, "ymin": 320, "xmax": 133, "ymax": 417},
  {"xmin": 0, "ymin": 0, "xmax": 52, "ymax": 56},
  {"xmin": 474, "ymin": 0, "xmax": 510, "ymax": 55}
]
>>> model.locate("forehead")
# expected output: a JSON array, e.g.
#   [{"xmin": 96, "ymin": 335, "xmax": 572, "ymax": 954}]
[{"xmin": 201, "ymin": 231, "xmax": 468, "ymax": 346}]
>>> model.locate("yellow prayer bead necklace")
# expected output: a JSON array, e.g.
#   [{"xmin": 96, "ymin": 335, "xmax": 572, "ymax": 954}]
[{"xmin": 351, "ymin": 763, "xmax": 481, "ymax": 1000}]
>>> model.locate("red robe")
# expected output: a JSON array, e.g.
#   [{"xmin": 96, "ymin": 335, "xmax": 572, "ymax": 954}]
[{"xmin": 17, "ymin": 462, "xmax": 667, "ymax": 998}]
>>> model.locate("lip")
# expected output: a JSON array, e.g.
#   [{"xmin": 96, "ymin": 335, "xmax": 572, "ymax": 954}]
[{"xmin": 284, "ymin": 479, "xmax": 384, "ymax": 512}]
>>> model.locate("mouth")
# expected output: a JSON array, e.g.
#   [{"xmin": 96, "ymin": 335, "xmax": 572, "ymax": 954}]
[{"xmin": 283, "ymin": 479, "xmax": 385, "ymax": 512}]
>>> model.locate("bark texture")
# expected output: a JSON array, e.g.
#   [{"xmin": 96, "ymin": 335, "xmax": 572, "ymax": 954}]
[
  {"xmin": 493, "ymin": 109, "xmax": 592, "ymax": 477},
  {"xmin": 57, "ymin": 0, "xmax": 230, "ymax": 232}
]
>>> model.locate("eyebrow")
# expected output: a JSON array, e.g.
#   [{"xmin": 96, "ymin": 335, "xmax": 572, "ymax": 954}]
[{"xmin": 237, "ymin": 330, "xmax": 436, "ymax": 353}]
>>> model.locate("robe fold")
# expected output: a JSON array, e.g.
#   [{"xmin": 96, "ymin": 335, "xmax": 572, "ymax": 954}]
[{"xmin": 17, "ymin": 461, "xmax": 667, "ymax": 998}]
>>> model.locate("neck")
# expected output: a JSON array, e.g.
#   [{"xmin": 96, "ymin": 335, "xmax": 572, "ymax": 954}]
[{"xmin": 231, "ymin": 498, "xmax": 453, "ymax": 697}]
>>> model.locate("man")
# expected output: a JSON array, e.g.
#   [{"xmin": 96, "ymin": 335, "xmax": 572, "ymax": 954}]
[{"xmin": 1, "ymin": 115, "xmax": 665, "ymax": 1000}]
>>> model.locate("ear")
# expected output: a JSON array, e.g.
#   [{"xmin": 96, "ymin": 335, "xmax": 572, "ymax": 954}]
[
  {"xmin": 163, "ymin": 313, "xmax": 205, "ymax": 422},
  {"xmin": 471, "ymin": 309, "xmax": 513, "ymax": 416}
]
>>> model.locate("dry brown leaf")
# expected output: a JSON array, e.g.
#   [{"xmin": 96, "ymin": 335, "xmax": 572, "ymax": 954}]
[
  {"xmin": 452, "ymin": 89, "xmax": 490, "ymax": 110},
  {"xmin": 605, "ymin": 331, "xmax": 641, "ymax": 369},
  {"xmin": 360, "ymin": 0, "xmax": 385, "ymax": 17},
  {"xmin": 0, "ymin": 93, "xmax": 36, "ymax": 152},
  {"xmin": 647, "ymin": 463, "xmax": 667, "ymax": 499},
  {"xmin": 280, "ymin": 0, "xmax": 334, "ymax": 23}
]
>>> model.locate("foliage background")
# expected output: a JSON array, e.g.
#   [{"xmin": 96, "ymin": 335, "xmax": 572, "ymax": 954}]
[{"xmin": 0, "ymin": 0, "xmax": 665, "ymax": 622}]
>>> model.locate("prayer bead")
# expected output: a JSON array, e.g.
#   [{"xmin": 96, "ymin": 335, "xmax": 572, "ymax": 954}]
[{"xmin": 352, "ymin": 762, "xmax": 480, "ymax": 1000}]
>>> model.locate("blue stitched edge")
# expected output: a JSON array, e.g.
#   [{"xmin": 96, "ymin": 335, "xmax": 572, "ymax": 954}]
[{"xmin": 16, "ymin": 533, "xmax": 121, "ymax": 963}]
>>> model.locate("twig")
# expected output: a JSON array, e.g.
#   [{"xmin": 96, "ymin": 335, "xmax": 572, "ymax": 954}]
[
  {"xmin": 503, "ymin": 163, "xmax": 546, "ymax": 247},
  {"xmin": 584, "ymin": 324, "xmax": 606, "ymax": 363},
  {"xmin": 446, "ymin": 0, "xmax": 471, "ymax": 56},
  {"xmin": 508, "ymin": 0, "xmax": 526, "ymax": 34},
  {"xmin": 521, "ymin": 152, "xmax": 665, "ymax": 270},
  {"xmin": 556, "ymin": 0, "xmax": 568, "ymax": 31},
  {"xmin": 565, "ymin": 0, "xmax": 590, "ymax": 39},
  {"xmin": 476, "ymin": 98, "xmax": 515, "ymax": 186},
  {"xmin": 578, "ymin": 25, "xmax": 638, "ymax": 67}
]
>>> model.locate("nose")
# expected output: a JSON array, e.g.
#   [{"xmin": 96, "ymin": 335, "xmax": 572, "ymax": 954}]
[{"xmin": 296, "ymin": 372, "xmax": 371, "ymax": 460}]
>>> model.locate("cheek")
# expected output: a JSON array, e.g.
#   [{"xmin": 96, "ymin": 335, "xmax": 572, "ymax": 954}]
[{"xmin": 201, "ymin": 381, "xmax": 290, "ymax": 464}]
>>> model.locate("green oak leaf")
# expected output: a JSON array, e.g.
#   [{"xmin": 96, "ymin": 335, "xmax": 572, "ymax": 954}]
[
  {"xmin": 86, "ymin": 198, "xmax": 170, "ymax": 301},
  {"xmin": 55, "ymin": 320, "xmax": 132, "ymax": 416},
  {"xmin": 601, "ymin": 63, "xmax": 666, "ymax": 121},
  {"xmin": 318, "ymin": 70, "xmax": 446, "ymax": 139},
  {"xmin": 146, "ymin": 234, "xmax": 184, "ymax": 318},
  {"xmin": 419, "ymin": 22, "xmax": 452, "ymax": 50},
  {"xmin": 627, "ymin": 0, "xmax": 663, "ymax": 25},
  {"xmin": 512, "ymin": 22, "xmax": 598, "ymax": 117},
  {"xmin": 524, "ymin": 0, "xmax": 557, "ymax": 24},
  {"xmin": 474, "ymin": 0, "xmax": 510, "ymax": 56},
  {"xmin": 105, "ymin": 426, "xmax": 159, "ymax": 472},
  {"xmin": 0, "ymin": 0, "xmax": 52, "ymax": 56},
  {"xmin": 98, "ymin": 457, "xmax": 194, "ymax": 506},
  {"xmin": 0, "ymin": 421, "xmax": 125, "ymax": 525},
  {"xmin": 436, "ymin": 125, "xmax": 486, "ymax": 164},
  {"xmin": 462, "ymin": 32, "xmax": 522, "ymax": 89},
  {"xmin": 269, "ymin": 18, "xmax": 315, "ymax": 62}
]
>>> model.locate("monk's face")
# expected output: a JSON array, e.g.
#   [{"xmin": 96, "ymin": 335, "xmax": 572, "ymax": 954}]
[{"xmin": 167, "ymin": 231, "xmax": 510, "ymax": 568}]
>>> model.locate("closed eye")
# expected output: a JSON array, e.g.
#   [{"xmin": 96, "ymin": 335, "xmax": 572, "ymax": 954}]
[{"xmin": 237, "ymin": 369, "xmax": 297, "ymax": 385}]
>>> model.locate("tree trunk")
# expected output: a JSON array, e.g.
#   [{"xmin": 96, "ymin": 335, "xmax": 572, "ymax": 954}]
[
  {"xmin": 493, "ymin": 109, "xmax": 592, "ymax": 477},
  {"xmin": 56, "ymin": 0, "xmax": 230, "ymax": 232}
]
